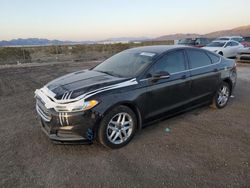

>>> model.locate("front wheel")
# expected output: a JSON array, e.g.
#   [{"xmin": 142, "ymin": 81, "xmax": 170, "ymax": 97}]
[
  {"xmin": 218, "ymin": 51, "xmax": 223, "ymax": 56},
  {"xmin": 97, "ymin": 105, "xmax": 137, "ymax": 149},
  {"xmin": 211, "ymin": 82, "xmax": 231, "ymax": 109}
]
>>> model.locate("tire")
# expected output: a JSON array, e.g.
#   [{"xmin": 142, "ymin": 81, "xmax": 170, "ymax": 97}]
[
  {"xmin": 218, "ymin": 51, "xmax": 223, "ymax": 56},
  {"xmin": 211, "ymin": 82, "xmax": 231, "ymax": 109},
  {"xmin": 97, "ymin": 105, "xmax": 137, "ymax": 149}
]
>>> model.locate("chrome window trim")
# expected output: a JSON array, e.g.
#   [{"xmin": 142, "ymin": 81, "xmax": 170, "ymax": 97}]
[
  {"xmin": 160, "ymin": 75, "xmax": 170, "ymax": 79},
  {"xmin": 139, "ymin": 57, "xmax": 221, "ymax": 82}
]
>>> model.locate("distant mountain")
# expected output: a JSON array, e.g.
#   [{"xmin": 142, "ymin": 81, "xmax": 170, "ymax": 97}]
[
  {"xmin": 1, "ymin": 25, "xmax": 250, "ymax": 46},
  {"xmin": 100, "ymin": 37, "xmax": 152, "ymax": 43},
  {"xmin": 0, "ymin": 37, "xmax": 151, "ymax": 46},
  {"xmin": 155, "ymin": 33, "xmax": 201, "ymax": 41},
  {"xmin": 0, "ymin": 38, "xmax": 95, "ymax": 46},
  {"xmin": 155, "ymin": 25, "xmax": 250, "ymax": 40},
  {"xmin": 205, "ymin": 25, "xmax": 250, "ymax": 38}
]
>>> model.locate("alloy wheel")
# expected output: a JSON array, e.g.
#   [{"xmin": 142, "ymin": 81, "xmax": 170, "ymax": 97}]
[
  {"xmin": 217, "ymin": 85, "xmax": 230, "ymax": 107},
  {"xmin": 106, "ymin": 112, "xmax": 133, "ymax": 145}
]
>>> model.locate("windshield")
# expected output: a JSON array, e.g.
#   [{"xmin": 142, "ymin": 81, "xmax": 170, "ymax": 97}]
[
  {"xmin": 232, "ymin": 38, "xmax": 244, "ymax": 42},
  {"xmin": 206, "ymin": 42, "xmax": 226, "ymax": 47},
  {"xmin": 93, "ymin": 51, "xmax": 155, "ymax": 78},
  {"xmin": 178, "ymin": 39, "xmax": 194, "ymax": 45}
]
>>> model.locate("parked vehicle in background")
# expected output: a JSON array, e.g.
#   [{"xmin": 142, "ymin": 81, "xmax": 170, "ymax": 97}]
[
  {"xmin": 216, "ymin": 36, "xmax": 244, "ymax": 42},
  {"xmin": 178, "ymin": 38, "xmax": 194, "ymax": 46},
  {"xmin": 203, "ymin": 40, "xmax": 244, "ymax": 58},
  {"xmin": 194, "ymin": 38, "xmax": 212, "ymax": 47},
  {"xmin": 178, "ymin": 38, "xmax": 211, "ymax": 47},
  {"xmin": 236, "ymin": 46, "xmax": 250, "ymax": 62},
  {"xmin": 35, "ymin": 45, "xmax": 237, "ymax": 149},
  {"xmin": 242, "ymin": 37, "xmax": 250, "ymax": 47},
  {"xmin": 216, "ymin": 36, "xmax": 250, "ymax": 47}
]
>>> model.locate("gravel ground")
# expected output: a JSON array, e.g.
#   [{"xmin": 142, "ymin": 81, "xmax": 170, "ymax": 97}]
[{"xmin": 0, "ymin": 61, "xmax": 249, "ymax": 188}]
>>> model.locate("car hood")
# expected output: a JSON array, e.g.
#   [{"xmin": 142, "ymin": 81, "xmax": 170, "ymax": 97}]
[
  {"xmin": 202, "ymin": 47, "xmax": 222, "ymax": 52},
  {"xmin": 46, "ymin": 69, "xmax": 129, "ymax": 100}
]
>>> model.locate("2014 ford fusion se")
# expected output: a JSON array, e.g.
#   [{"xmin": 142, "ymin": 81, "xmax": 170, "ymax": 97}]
[{"xmin": 35, "ymin": 45, "xmax": 237, "ymax": 149}]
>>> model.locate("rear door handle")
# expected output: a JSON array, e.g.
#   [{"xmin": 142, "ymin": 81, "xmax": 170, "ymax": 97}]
[{"xmin": 213, "ymin": 68, "xmax": 218, "ymax": 72}]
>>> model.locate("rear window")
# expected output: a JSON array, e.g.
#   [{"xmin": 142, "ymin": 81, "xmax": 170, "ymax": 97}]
[
  {"xmin": 187, "ymin": 49, "xmax": 212, "ymax": 69},
  {"xmin": 207, "ymin": 52, "xmax": 220, "ymax": 63}
]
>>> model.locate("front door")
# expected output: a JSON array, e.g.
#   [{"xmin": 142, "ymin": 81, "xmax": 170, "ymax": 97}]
[{"xmin": 141, "ymin": 50, "xmax": 191, "ymax": 121}]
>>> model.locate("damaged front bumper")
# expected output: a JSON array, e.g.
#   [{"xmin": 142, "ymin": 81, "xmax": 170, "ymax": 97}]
[
  {"xmin": 35, "ymin": 87, "xmax": 101, "ymax": 144},
  {"xmin": 37, "ymin": 106, "xmax": 99, "ymax": 144},
  {"xmin": 40, "ymin": 119, "xmax": 93, "ymax": 144}
]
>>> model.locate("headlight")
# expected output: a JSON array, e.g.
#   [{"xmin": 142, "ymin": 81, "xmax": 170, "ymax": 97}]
[
  {"xmin": 54, "ymin": 99, "xmax": 99, "ymax": 112},
  {"xmin": 81, "ymin": 100, "xmax": 99, "ymax": 111}
]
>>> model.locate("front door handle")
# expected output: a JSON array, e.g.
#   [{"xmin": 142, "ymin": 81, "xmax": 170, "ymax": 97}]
[{"xmin": 181, "ymin": 75, "xmax": 186, "ymax": 79}]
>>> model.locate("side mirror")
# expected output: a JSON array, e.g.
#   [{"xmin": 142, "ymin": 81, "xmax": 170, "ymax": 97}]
[{"xmin": 151, "ymin": 71, "xmax": 170, "ymax": 82}]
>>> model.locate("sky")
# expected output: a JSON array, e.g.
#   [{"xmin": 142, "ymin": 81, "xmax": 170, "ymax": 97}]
[{"xmin": 0, "ymin": 0, "xmax": 250, "ymax": 41}]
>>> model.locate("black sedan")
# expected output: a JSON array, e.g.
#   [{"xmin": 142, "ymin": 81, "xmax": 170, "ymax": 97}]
[{"xmin": 35, "ymin": 45, "xmax": 237, "ymax": 149}]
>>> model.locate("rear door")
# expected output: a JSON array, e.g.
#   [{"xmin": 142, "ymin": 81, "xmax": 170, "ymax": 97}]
[
  {"xmin": 186, "ymin": 49, "xmax": 220, "ymax": 103},
  {"xmin": 142, "ymin": 49, "xmax": 191, "ymax": 120}
]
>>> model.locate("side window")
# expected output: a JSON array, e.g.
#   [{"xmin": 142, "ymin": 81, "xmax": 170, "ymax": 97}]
[
  {"xmin": 207, "ymin": 52, "xmax": 220, "ymax": 63},
  {"xmin": 151, "ymin": 50, "xmax": 186, "ymax": 74},
  {"xmin": 231, "ymin": 42, "xmax": 239, "ymax": 46},
  {"xmin": 187, "ymin": 49, "xmax": 212, "ymax": 68},
  {"xmin": 225, "ymin": 42, "xmax": 232, "ymax": 47}
]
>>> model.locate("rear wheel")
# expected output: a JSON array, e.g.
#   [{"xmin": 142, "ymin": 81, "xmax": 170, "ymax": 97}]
[
  {"xmin": 98, "ymin": 105, "xmax": 137, "ymax": 149},
  {"xmin": 211, "ymin": 82, "xmax": 231, "ymax": 109}
]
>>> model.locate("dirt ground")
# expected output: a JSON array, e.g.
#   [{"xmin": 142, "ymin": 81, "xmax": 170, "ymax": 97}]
[{"xmin": 0, "ymin": 61, "xmax": 249, "ymax": 188}]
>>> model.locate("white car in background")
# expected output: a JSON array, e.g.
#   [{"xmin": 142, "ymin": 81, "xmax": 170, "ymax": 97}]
[
  {"xmin": 216, "ymin": 36, "xmax": 244, "ymax": 43},
  {"xmin": 202, "ymin": 40, "xmax": 244, "ymax": 58}
]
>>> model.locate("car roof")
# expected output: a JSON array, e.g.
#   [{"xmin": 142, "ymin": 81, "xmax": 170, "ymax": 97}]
[
  {"xmin": 211, "ymin": 40, "xmax": 240, "ymax": 44},
  {"xmin": 218, "ymin": 36, "xmax": 243, "ymax": 39},
  {"xmin": 125, "ymin": 45, "xmax": 188, "ymax": 54},
  {"xmin": 231, "ymin": 36, "xmax": 243, "ymax": 38}
]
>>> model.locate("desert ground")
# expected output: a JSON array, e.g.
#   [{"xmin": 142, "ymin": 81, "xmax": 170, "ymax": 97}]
[{"xmin": 0, "ymin": 61, "xmax": 249, "ymax": 188}]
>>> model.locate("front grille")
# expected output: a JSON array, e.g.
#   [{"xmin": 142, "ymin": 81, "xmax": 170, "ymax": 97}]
[{"xmin": 36, "ymin": 98, "xmax": 52, "ymax": 122}]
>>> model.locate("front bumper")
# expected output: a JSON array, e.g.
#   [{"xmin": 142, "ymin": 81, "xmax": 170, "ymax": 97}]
[
  {"xmin": 41, "ymin": 121, "xmax": 90, "ymax": 144},
  {"xmin": 36, "ymin": 101, "xmax": 101, "ymax": 144},
  {"xmin": 34, "ymin": 87, "xmax": 103, "ymax": 144}
]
